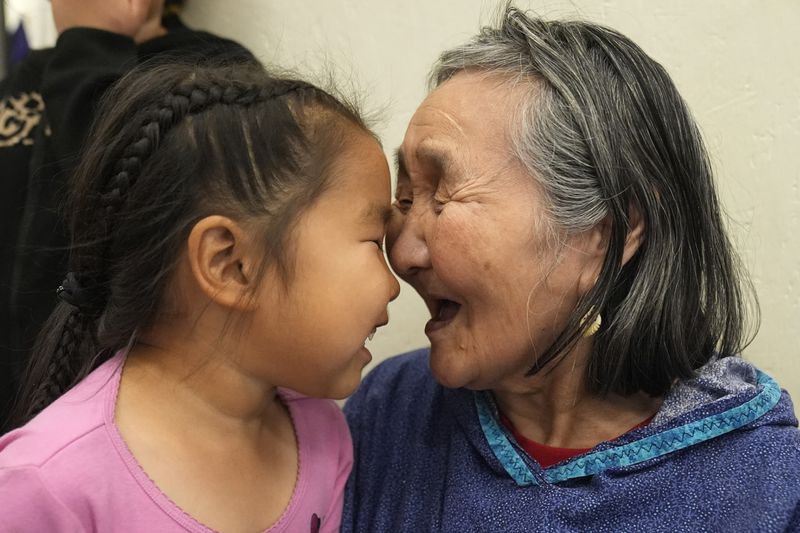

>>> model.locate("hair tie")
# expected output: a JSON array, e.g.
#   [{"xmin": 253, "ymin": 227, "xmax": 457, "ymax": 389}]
[{"xmin": 56, "ymin": 272, "xmax": 96, "ymax": 312}]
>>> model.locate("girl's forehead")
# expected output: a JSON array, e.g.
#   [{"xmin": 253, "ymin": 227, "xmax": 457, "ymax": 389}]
[{"xmin": 324, "ymin": 135, "xmax": 391, "ymax": 197}]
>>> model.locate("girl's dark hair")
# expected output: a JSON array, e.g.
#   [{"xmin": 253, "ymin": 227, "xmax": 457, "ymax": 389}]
[
  {"xmin": 431, "ymin": 5, "xmax": 758, "ymax": 396},
  {"xmin": 11, "ymin": 60, "xmax": 371, "ymax": 426}
]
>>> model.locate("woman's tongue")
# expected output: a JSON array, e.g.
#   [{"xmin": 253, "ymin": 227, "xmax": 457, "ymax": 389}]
[{"xmin": 426, "ymin": 300, "xmax": 461, "ymax": 334}]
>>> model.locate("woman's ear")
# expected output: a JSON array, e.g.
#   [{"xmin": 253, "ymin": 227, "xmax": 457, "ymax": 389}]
[
  {"xmin": 577, "ymin": 204, "xmax": 645, "ymax": 295},
  {"xmin": 620, "ymin": 204, "xmax": 645, "ymax": 267},
  {"xmin": 186, "ymin": 215, "xmax": 259, "ymax": 310}
]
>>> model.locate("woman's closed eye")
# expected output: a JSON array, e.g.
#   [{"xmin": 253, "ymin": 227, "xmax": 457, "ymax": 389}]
[
  {"xmin": 432, "ymin": 194, "xmax": 448, "ymax": 214},
  {"xmin": 393, "ymin": 195, "xmax": 413, "ymax": 214}
]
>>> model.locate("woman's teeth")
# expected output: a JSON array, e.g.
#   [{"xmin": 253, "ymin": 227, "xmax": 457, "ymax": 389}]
[{"xmin": 368, "ymin": 329, "xmax": 376, "ymax": 341}]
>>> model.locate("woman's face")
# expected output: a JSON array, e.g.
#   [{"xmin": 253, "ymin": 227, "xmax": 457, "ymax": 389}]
[{"xmin": 387, "ymin": 72, "xmax": 596, "ymax": 391}]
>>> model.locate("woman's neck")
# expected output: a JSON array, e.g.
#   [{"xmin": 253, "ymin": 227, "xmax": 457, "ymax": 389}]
[{"xmin": 492, "ymin": 339, "xmax": 662, "ymax": 449}]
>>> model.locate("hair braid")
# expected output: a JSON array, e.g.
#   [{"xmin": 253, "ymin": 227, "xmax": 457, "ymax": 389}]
[
  {"xmin": 18, "ymin": 308, "xmax": 92, "ymax": 422},
  {"xmin": 79, "ymin": 78, "xmax": 311, "ymax": 304},
  {"xmin": 24, "ymin": 77, "xmax": 309, "ymax": 423},
  {"xmin": 97, "ymin": 78, "xmax": 309, "ymax": 221}
]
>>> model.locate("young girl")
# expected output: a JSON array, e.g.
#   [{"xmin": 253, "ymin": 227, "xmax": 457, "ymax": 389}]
[{"xmin": 0, "ymin": 61, "xmax": 399, "ymax": 532}]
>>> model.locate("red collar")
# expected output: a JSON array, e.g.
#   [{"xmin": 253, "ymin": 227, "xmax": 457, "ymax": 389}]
[{"xmin": 499, "ymin": 413, "xmax": 654, "ymax": 469}]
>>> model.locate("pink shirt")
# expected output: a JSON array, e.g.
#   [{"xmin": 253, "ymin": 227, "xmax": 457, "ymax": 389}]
[{"xmin": 0, "ymin": 354, "xmax": 353, "ymax": 532}]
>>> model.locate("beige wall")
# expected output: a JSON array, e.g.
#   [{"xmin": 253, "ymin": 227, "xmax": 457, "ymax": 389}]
[{"xmin": 183, "ymin": 1, "xmax": 800, "ymax": 400}]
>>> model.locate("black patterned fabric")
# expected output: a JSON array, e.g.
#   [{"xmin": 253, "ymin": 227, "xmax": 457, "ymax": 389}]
[{"xmin": 0, "ymin": 20, "xmax": 253, "ymax": 430}]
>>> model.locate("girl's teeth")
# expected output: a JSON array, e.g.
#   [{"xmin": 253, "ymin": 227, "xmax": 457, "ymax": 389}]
[{"xmin": 368, "ymin": 330, "xmax": 376, "ymax": 341}]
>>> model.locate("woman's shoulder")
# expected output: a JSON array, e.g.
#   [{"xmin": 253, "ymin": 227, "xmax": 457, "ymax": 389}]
[
  {"xmin": 353, "ymin": 349, "xmax": 434, "ymax": 399},
  {"xmin": 631, "ymin": 357, "xmax": 800, "ymax": 509},
  {"xmin": 344, "ymin": 348, "xmax": 451, "ymax": 441}
]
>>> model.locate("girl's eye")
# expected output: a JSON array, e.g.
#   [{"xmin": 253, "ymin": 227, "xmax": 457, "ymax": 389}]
[{"xmin": 372, "ymin": 239, "xmax": 385, "ymax": 251}]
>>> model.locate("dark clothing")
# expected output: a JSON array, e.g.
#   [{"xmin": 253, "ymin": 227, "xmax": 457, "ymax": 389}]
[
  {"xmin": 0, "ymin": 21, "xmax": 252, "ymax": 430},
  {"xmin": 343, "ymin": 349, "xmax": 800, "ymax": 532}
]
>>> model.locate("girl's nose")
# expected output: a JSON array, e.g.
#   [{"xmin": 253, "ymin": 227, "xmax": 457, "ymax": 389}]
[{"xmin": 387, "ymin": 272, "xmax": 400, "ymax": 303}]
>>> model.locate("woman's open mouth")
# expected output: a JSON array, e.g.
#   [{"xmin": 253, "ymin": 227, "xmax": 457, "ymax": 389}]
[{"xmin": 425, "ymin": 299, "xmax": 461, "ymax": 335}]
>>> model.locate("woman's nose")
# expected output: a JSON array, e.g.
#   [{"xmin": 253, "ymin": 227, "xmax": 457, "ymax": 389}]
[{"xmin": 386, "ymin": 210, "xmax": 431, "ymax": 279}]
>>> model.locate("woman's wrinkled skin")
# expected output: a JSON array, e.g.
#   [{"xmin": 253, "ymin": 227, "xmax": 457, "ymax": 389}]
[{"xmin": 387, "ymin": 72, "xmax": 659, "ymax": 447}]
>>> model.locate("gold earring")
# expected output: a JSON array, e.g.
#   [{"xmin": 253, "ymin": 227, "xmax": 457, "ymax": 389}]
[{"xmin": 582, "ymin": 310, "xmax": 602, "ymax": 337}]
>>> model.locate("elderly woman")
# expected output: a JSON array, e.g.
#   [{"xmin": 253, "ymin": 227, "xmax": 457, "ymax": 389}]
[{"xmin": 343, "ymin": 7, "xmax": 800, "ymax": 532}]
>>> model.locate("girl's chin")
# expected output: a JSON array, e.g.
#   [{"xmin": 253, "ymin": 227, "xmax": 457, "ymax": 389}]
[{"xmin": 323, "ymin": 376, "xmax": 362, "ymax": 401}]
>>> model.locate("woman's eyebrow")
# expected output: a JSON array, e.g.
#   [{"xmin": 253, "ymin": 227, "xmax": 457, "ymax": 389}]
[
  {"xmin": 416, "ymin": 143, "xmax": 455, "ymax": 176},
  {"xmin": 394, "ymin": 147, "xmax": 408, "ymax": 178},
  {"xmin": 394, "ymin": 143, "xmax": 456, "ymax": 179}
]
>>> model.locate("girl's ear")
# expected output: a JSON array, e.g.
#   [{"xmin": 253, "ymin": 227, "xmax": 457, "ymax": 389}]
[
  {"xmin": 578, "ymin": 204, "xmax": 645, "ymax": 295},
  {"xmin": 186, "ymin": 215, "xmax": 259, "ymax": 310}
]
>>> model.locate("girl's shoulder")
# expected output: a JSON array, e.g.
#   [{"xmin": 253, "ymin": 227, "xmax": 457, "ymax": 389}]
[
  {"xmin": 0, "ymin": 355, "xmax": 122, "ymax": 469},
  {"xmin": 0, "ymin": 356, "xmax": 127, "ymax": 530}
]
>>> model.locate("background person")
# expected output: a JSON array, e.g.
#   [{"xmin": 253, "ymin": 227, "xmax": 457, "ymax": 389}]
[{"xmin": 0, "ymin": 0, "xmax": 253, "ymax": 430}]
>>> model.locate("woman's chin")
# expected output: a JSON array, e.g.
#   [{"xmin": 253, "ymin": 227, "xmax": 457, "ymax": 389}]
[{"xmin": 428, "ymin": 346, "xmax": 479, "ymax": 389}]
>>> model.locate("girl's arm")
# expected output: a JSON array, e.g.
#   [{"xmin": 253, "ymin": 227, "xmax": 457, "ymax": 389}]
[{"xmin": 0, "ymin": 467, "xmax": 86, "ymax": 531}]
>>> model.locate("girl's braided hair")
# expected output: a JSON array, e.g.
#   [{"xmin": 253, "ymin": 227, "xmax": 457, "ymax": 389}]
[{"xmin": 11, "ymin": 59, "xmax": 371, "ymax": 426}]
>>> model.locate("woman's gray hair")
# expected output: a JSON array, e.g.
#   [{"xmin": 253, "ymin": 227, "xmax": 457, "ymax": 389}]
[{"xmin": 430, "ymin": 5, "xmax": 757, "ymax": 396}]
